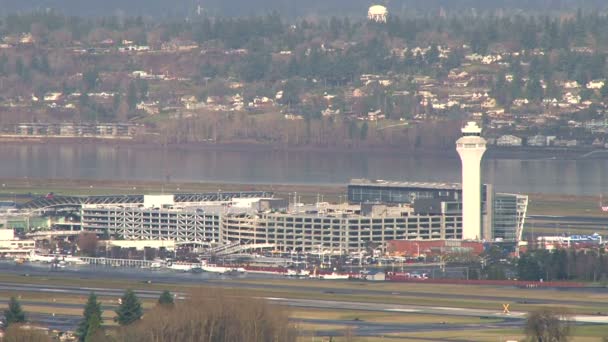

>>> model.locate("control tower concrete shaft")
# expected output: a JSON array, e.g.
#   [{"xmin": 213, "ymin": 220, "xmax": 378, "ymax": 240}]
[{"xmin": 456, "ymin": 121, "xmax": 487, "ymax": 240}]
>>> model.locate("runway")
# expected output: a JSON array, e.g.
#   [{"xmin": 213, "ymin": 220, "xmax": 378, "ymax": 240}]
[
  {"xmin": 0, "ymin": 297, "xmax": 524, "ymax": 335},
  {"xmin": 4, "ymin": 311, "xmax": 524, "ymax": 336},
  {"xmin": 0, "ymin": 281, "xmax": 606, "ymax": 332},
  {"xmin": 0, "ymin": 295, "xmax": 528, "ymax": 335},
  {"xmin": 0, "ymin": 262, "xmax": 606, "ymax": 309},
  {"xmin": 0, "ymin": 261, "xmax": 607, "ymax": 336}
]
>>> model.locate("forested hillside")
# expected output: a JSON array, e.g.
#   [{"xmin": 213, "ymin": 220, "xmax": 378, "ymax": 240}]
[{"xmin": 1, "ymin": 0, "xmax": 607, "ymax": 18}]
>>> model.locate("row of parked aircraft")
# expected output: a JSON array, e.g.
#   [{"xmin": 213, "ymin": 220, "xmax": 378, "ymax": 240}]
[{"xmin": 26, "ymin": 251, "xmax": 86, "ymax": 265}]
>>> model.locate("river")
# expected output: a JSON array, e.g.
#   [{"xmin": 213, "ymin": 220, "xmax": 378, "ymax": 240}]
[{"xmin": 1, "ymin": 143, "xmax": 607, "ymax": 196}]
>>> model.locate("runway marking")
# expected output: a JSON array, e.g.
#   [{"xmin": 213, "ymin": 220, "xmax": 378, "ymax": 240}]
[
  {"xmin": 386, "ymin": 308, "xmax": 418, "ymax": 313},
  {"xmin": 41, "ymin": 288, "xmax": 70, "ymax": 293}
]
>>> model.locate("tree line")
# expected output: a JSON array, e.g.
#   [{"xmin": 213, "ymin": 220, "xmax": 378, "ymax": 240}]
[{"xmin": 517, "ymin": 248, "xmax": 608, "ymax": 282}]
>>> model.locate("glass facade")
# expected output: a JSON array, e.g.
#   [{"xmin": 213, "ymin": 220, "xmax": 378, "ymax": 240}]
[
  {"xmin": 492, "ymin": 193, "xmax": 528, "ymax": 240},
  {"xmin": 492, "ymin": 195, "xmax": 518, "ymax": 240},
  {"xmin": 348, "ymin": 182, "xmax": 527, "ymax": 241},
  {"xmin": 347, "ymin": 185, "xmax": 461, "ymax": 204}
]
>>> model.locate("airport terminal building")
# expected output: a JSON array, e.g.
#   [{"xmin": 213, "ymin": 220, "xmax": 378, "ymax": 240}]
[
  {"xmin": 348, "ymin": 179, "xmax": 527, "ymax": 242},
  {"xmin": 221, "ymin": 205, "xmax": 462, "ymax": 254},
  {"xmin": 78, "ymin": 179, "xmax": 527, "ymax": 254}
]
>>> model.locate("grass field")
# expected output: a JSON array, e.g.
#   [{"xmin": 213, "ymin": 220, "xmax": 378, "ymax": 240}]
[
  {"xmin": 1, "ymin": 273, "xmax": 607, "ymax": 314},
  {"xmin": 0, "ymin": 272, "xmax": 606, "ymax": 341},
  {"xmin": 527, "ymin": 193, "xmax": 605, "ymax": 217}
]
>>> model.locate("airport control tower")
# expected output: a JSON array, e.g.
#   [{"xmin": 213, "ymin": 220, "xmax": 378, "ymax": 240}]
[{"xmin": 456, "ymin": 121, "xmax": 487, "ymax": 240}]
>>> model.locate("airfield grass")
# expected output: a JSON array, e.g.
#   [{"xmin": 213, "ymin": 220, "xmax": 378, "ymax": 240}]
[
  {"xmin": 0, "ymin": 273, "xmax": 607, "ymax": 314},
  {"xmin": 389, "ymin": 325, "xmax": 608, "ymax": 342},
  {"xmin": 0, "ymin": 178, "xmax": 344, "ymax": 204},
  {"xmin": 10, "ymin": 272, "xmax": 605, "ymax": 309},
  {"xmin": 0, "ymin": 178, "xmax": 603, "ymax": 217},
  {"xmin": 226, "ymin": 278, "xmax": 608, "ymax": 305},
  {"xmin": 236, "ymin": 289, "xmax": 606, "ymax": 315},
  {"xmin": 0, "ymin": 273, "xmax": 606, "ymax": 340},
  {"xmin": 527, "ymin": 193, "xmax": 604, "ymax": 217},
  {"xmin": 4, "ymin": 270, "xmax": 607, "ymax": 309}
]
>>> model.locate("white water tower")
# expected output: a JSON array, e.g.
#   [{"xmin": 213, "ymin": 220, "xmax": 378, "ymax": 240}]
[
  {"xmin": 368, "ymin": 5, "xmax": 388, "ymax": 23},
  {"xmin": 456, "ymin": 121, "xmax": 486, "ymax": 240}
]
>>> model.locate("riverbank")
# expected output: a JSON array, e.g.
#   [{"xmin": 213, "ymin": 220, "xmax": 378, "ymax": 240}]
[{"xmin": 2, "ymin": 138, "xmax": 607, "ymax": 160}]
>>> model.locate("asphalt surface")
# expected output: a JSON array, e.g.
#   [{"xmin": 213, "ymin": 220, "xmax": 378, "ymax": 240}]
[
  {"xmin": 1, "ymin": 261, "xmax": 606, "ymax": 309},
  {"xmin": 0, "ymin": 298, "xmax": 524, "ymax": 335},
  {"xmin": 8, "ymin": 311, "xmax": 524, "ymax": 336},
  {"xmin": 0, "ymin": 280, "xmax": 606, "ymax": 328},
  {"xmin": 1, "ymin": 261, "xmax": 608, "ymax": 335},
  {"xmin": 298, "ymin": 318, "xmax": 523, "ymax": 337}
]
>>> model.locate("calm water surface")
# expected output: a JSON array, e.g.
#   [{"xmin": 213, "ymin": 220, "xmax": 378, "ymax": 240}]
[{"xmin": 0, "ymin": 143, "xmax": 607, "ymax": 196}]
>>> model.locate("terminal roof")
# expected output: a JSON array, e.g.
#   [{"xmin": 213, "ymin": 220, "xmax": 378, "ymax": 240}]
[{"xmin": 349, "ymin": 179, "xmax": 462, "ymax": 190}]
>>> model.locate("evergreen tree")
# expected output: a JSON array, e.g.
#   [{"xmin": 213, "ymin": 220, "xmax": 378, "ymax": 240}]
[
  {"xmin": 360, "ymin": 122, "xmax": 369, "ymax": 140},
  {"xmin": 0, "ymin": 54, "xmax": 8, "ymax": 76},
  {"xmin": 127, "ymin": 82, "xmax": 138, "ymax": 111},
  {"xmin": 525, "ymin": 77, "xmax": 544, "ymax": 102},
  {"xmin": 4, "ymin": 297, "xmax": 25, "ymax": 326},
  {"xmin": 83, "ymin": 69, "xmax": 100, "ymax": 91},
  {"xmin": 157, "ymin": 290, "xmax": 174, "ymax": 307},
  {"xmin": 425, "ymin": 44, "xmax": 440, "ymax": 65},
  {"xmin": 76, "ymin": 292, "xmax": 103, "ymax": 342},
  {"xmin": 601, "ymin": 83, "xmax": 608, "ymax": 101},
  {"xmin": 84, "ymin": 312, "xmax": 102, "ymax": 342},
  {"xmin": 115, "ymin": 289, "xmax": 143, "ymax": 326},
  {"xmin": 15, "ymin": 57, "xmax": 30, "ymax": 81}
]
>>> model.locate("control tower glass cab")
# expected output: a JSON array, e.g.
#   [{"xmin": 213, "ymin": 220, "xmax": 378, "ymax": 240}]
[{"xmin": 455, "ymin": 121, "xmax": 487, "ymax": 240}]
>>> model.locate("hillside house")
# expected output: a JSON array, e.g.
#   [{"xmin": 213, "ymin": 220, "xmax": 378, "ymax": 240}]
[{"xmin": 496, "ymin": 135, "xmax": 523, "ymax": 147}]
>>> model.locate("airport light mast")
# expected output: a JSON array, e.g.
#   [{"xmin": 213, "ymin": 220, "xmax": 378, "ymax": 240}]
[{"xmin": 456, "ymin": 121, "xmax": 486, "ymax": 240}]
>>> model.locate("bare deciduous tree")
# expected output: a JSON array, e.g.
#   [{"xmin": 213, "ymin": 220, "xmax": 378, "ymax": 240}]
[
  {"xmin": 525, "ymin": 307, "xmax": 572, "ymax": 342},
  {"xmin": 77, "ymin": 232, "xmax": 99, "ymax": 257},
  {"xmin": 114, "ymin": 289, "xmax": 297, "ymax": 342},
  {"xmin": 3, "ymin": 324, "xmax": 52, "ymax": 342}
]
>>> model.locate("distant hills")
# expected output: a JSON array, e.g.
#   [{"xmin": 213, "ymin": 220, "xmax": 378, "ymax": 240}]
[{"xmin": 1, "ymin": 0, "xmax": 607, "ymax": 18}]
